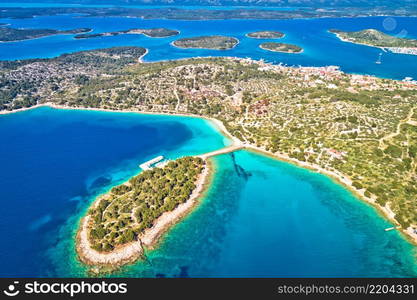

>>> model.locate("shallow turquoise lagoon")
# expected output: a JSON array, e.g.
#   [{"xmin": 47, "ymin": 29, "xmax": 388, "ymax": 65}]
[{"xmin": 118, "ymin": 151, "xmax": 417, "ymax": 278}]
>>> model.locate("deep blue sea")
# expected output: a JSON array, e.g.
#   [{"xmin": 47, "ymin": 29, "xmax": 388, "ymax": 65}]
[
  {"xmin": 0, "ymin": 107, "xmax": 228, "ymax": 277},
  {"xmin": 0, "ymin": 107, "xmax": 416, "ymax": 277},
  {"xmin": 0, "ymin": 14, "xmax": 416, "ymax": 80}
]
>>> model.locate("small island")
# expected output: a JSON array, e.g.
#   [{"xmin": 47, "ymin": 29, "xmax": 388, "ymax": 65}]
[
  {"xmin": 77, "ymin": 156, "xmax": 209, "ymax": 267},
  {"xmin": 172, "ymin": 35, "xmax": 239, "ymax": 50},
  {"xmin": 74, "ymin": 28, "xmax": 179, "ymax": 39},
  {"xmin": 260, "ymin": 42, "xmax": 303, "ymax": 53},
  {"xmin": 330, "ymin": 29, "xmax": 417, "ymax": 55},
  {"xmin": 246, "ymin": 30, "xmax": 285, "ymax": 39},
  {"xmin": 0, "ymin": 27, "xmax": 91, "ymax": 42}
]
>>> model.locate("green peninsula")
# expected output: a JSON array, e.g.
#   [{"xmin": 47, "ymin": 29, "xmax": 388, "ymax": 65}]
[
  {"xmin": 330, "ymin": 29, "xmax": 417, "ymax": 55},
  {"xmin": 86, "ymin": 157, "xmax": 205, "ymax": 252},
  {"xmin": 76, "ymin": 156, "xmax": 208, "ymax": 267},
  {"xmin": 260, "ymin": 42, "xmax": 303, "ymax": 53},
  {"xmin": 173, "ymin": 35, "xmax": 239, "ymax": 50},
  {"xmin": 0, "ymin": 26, "xmax": 91, "ymax": 42},
  {"xmin": 75, "ymin": 28, "xmax": 179, "ymax": 39},
  {"xmin": 246, "ymin": 31, "xmax": 285, "ymax": 39}
]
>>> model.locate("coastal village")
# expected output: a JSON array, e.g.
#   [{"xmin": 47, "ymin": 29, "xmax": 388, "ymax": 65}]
[{"xmin": 1, "ymin": 46, "xmax": 417, "ymax": 267}]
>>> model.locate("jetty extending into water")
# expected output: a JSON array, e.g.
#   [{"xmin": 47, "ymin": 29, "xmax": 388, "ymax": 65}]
[
  {"xmin": 198, "ymin": 144, "xmax": 244, "ymax": 159},
  {"xmin": 385, "ymin": 226, "xmax": 402, "ymax": 232},
  {"xmin": 139, "ymin": 155, "xmax": 164, "ymax": 170},
  {"xmin": 138, "ymin": 144, "xmax": 243, "ymax": 172}
]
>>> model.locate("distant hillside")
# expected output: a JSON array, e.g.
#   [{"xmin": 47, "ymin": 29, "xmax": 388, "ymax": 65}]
[{"xmin": 1, "ymin": 0, "xmax": 416, "ymax": 8}]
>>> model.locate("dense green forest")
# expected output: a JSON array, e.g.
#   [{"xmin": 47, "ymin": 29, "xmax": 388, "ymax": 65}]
[{"xmin": 87, "ymin": 157, "xmax": 205, "ymax": 252}]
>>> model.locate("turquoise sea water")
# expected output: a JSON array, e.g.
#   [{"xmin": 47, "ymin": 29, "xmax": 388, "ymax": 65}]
[
  {"xmin": 0, "ymin": 15, "xmax": 416, "ymax": 80},
  {"xmin": 0, "ymin": 107, "xmax": 228, "ymax": 277},
  {"xmin": 0, "ymin": 107, "xmax": 416, "ymax": 277},
  {"xmin": 117, "ymin": 151, "xmax": 417, "ymax": 278}
]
